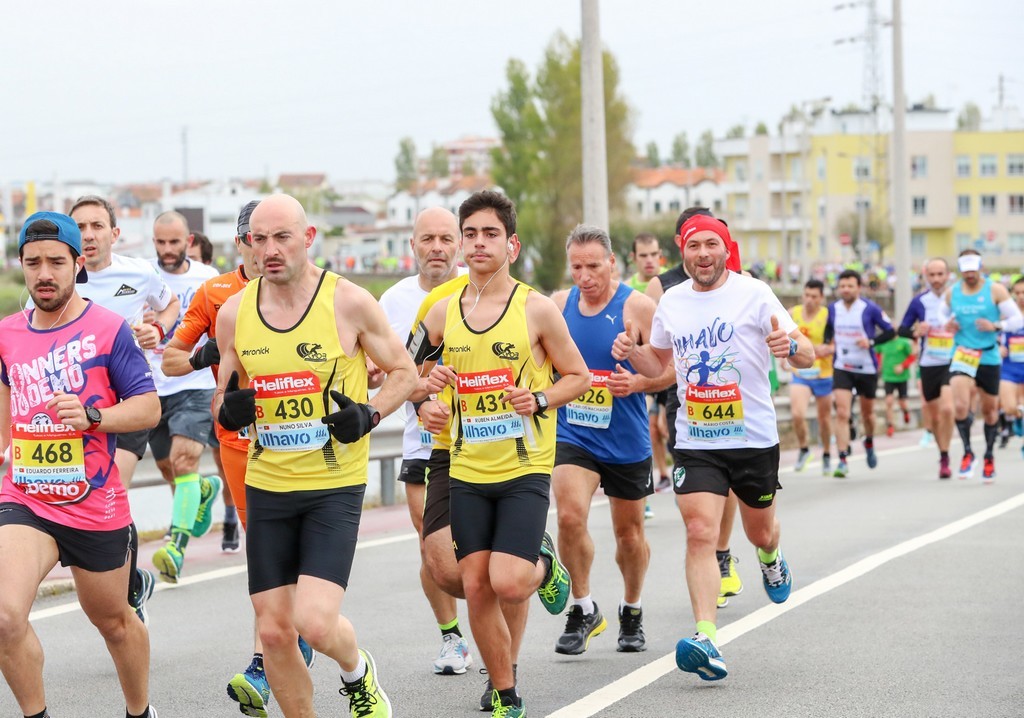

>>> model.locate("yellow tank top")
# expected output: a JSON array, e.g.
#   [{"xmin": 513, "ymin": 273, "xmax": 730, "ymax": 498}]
[
  {"xmin": 443, "ymin": 282, "xmax": 554, "ymax": 483},
  {"xmin": 415, "ymin": 275, "xmax": 471, "ymax": 451},
  {"xmin": 791, "ymin": 304, "xmax": 833, "ymax": 379},
  {"xmin": 235, "ymin": 271, "xmax": 369, "ymax": 491}
]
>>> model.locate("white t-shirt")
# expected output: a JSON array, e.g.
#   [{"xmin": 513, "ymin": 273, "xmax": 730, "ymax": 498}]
[
  {"xmin": 650, "ymin": 272, "xmax": 796, "ymax": 450},
  {"xmin": 379, "ymin": 275, "xmax": 432, "ymax": 461},
  {"xmin": 29, "ymin": 253, "xmax": 174, "ymax": 323},
  {"xmin": 149, "ymin": 258, "xmax": 220, "ymax": 396}
]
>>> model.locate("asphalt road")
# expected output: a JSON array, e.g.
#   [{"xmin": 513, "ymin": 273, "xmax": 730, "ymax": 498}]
[{"xmin": 8, "ymin": 428, "xmax": 1024, "ymax": 717}]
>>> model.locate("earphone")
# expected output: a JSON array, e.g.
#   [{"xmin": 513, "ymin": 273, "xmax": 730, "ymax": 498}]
[{"xmin": 507, "ymin": 241, "xmax": 514, "ymax": 252}]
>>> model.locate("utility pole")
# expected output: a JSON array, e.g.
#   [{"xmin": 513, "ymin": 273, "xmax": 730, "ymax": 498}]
[
  {"xmin": 891, "ymin": 0, "xmax": 911, "ymax": 313},
  {"xmin": 580, "ymin": 0, "xmax": 609, "ymax": 230}
]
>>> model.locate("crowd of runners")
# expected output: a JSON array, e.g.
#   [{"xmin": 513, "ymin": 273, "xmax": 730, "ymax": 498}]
[{"xmin": 1, "ymin": 191, "xmax": 1022, "ymax": 718}]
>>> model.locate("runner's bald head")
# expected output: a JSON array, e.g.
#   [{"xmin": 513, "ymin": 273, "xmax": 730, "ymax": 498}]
[{"xmin": 250, "ymin": 194, "xmax": 308, "ymax": 231}]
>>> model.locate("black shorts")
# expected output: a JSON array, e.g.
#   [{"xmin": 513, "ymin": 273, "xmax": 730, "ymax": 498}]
[
  {"xmin": 950, "ymin": 363, "xmax": 1001, "ymax": 396},
  {"xmin": 646, "ymin": 389, "xmax": 669, "ymax": 417},
  {"xmin": 833, "ymin": 369, "xmax": 879, "ymax": 398},
  {"xmin": 422, "ymin": 449, "xmax": 452, "ymax": 539},
  {"xmin": 116, "ymin": 429, "xmax": 150, "ymax": 460},
  {"xmin": 672, "ymin": 445, "xmax": 782, "ymax": 509},
  {"xmin": 449, "ymin": 474, "xmax": 550, "ymax": 562},
  {"xmin": 399, "ymin": 458, "xmax": 428, "ymax": 485},
  {"xmin": 554, "ymin": 442, "xmax": 653, "ymax": 500},
  {"xmin": 919, "ymin": 364, "xmax": 950, "ymax": 402},
  {"xmin": 0, "ymin": 503, "xmax": 133, "ymax": 572},
  {"xmin": 244, "ymin": 484, "xmax": 364, "ymax": 594},
  {"xmin": 883, "ymin": 381, "xmax": 909, "ymax": 398}
]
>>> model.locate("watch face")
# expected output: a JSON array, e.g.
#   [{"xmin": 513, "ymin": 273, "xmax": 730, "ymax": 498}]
[{"xmin": 86, "ymin": 406, "xmax": 102, "ymax": 424}]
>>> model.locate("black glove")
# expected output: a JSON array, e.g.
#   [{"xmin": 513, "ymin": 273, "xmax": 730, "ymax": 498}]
[
  {"xmin": 218, "ymin": 371, "xmax": 256, "ymax": 432},
  {"xmin": 321, "ymin": 390, "xmax": 379, "ymax": 443},
  {"xmin": 189, "ymin": 337, "xmax": 220, "ymax": 370}
]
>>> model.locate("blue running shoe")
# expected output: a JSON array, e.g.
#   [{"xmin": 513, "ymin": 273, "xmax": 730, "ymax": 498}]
[
  {"xmin": 299, "ymin": 635, "xmax": 317, "ymax": 669},
  {"xmin": 759, "ymin": 551, "xmax": 792, "ymax": 604},
  {"xmin": 227, "ymin": 655, "xmax": 271, "ymax": 717},
  {"xmin": 1014, "ymin": 416, "xmax": 1024, "ymax": 437},
  {"xmin": 864, "ymin": 441, "xmax": 878, "ymax": 469},
  {"xmin": 675, "ymin": 633, "xmax": 727, "ymax": 681}
]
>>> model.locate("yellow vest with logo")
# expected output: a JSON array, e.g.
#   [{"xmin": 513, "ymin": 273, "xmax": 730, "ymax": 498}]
[
  {"xmin": 235, "ymin": 271, "xmax": 368, "ymax": 491},
  {"xmin": 791, "ymin": 304, "xmax": 833, "ymax": 379},
  {"xmin": 443, "ymin": 282, "xmax": 554, "ymax": 483}
]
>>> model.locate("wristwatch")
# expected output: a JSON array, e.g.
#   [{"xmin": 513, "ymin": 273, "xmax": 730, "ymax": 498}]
[
  {"xmin": 532, "ymin": 391, "xmax": 549, "ymax": 413},
  {"xmin": 787, "ymin": 338, "xmax": 799, "ymax": 357},
  {"xmin": 365, "ymin": 405, "xmax": 382, "ymax": 428},
  {"xmin": 85, "ymin": 406, "xmax": 103, "ymax": 432}
]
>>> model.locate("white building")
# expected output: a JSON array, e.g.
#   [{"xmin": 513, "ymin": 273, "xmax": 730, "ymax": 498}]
[{"xmin": 625, "ymin": 167, "xmax": 726, "ymax": 220}]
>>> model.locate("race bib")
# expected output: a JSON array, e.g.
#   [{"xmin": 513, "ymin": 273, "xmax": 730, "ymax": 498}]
[
  {"xmin": 457, "ymin": 368, "xmax": 524, "ymax": 444},
  {"xmin": 950, "ymin": 346, "xmax": 982, "ymax": 378},
  {"xmin": 565, "ymin": 369, "xmax": 613, "ymax": 429},
  {"xmin": 418, "ymin": 418, "xmax": 434, "ymax": 449},
  {"xmin": 11, "ymin": 422, "xmax": 89, "ymax": 505},
  {"xmin": 795, "ymin": 365, "xmax": 821, "ymax": 380},
  {"xmin": 1008, "ymin": 336, "xmax": 1024, "ymax": 363},
  {"xmin": 685, "ymin": 383, "xmax": 745, "ymax": 441},
  {"xmin": 923, "ymin": 330, "xmax": 955, "ymax": 363},
  {"xmin": 251, "ymin": 371, "xmax": 330, "ymax": 451}
]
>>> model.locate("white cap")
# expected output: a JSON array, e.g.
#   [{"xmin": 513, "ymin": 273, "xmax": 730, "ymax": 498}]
[{"xmin": 957, "ymin": 254, "xmax": 982, "ymax": 273}]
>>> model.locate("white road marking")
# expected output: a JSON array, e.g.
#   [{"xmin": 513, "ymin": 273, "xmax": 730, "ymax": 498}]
[{"xmin": 545, "ymin": 490, "xmax": 1024, "ymax": 718}]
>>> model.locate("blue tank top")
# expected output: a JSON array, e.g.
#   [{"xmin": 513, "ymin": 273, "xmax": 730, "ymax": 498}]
[
  {"xmin": 951, "ymin": 278, "xmax": 1001, "ymax": 365},
  {"xmin": 557, "ymin": 283, "xmax": 651, "ymax": 464}
]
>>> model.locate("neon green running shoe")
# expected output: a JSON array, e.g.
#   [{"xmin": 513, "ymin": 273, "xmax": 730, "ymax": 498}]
[
  {"xmin": 491, "ymin": 690, "xmax": 527, "ymax": 717},
  {"xmin": 537, "ymin": 531, "xmax": 571, "ymax": 615},
  {"xmin": 192, "ymin": 475, "xmax": 222, "ymax": 538},
  {"xmin": 152, "ymin": 536, "xmax": 185, "ymax": 584},
  {"xmin": 340, "ymin": 649, "xmax": 392, "ymax": 717}
]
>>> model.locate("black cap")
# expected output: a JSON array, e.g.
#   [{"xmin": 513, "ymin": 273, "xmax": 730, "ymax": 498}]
[{"xmin": 237, "ymin": 200, "xmax": 261, "ymax": 238}]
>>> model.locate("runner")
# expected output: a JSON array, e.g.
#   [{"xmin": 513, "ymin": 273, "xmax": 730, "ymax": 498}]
[
  {"xmin": 379, "ymin": 207, "xmax": 475, "ymax": 676},
  {"xmin": 897, "ymin": 258, "xmax": 956, "ymax": 478},
  {"xmin": 550, "ymin": 225, "xmax": 658, "ymax": 655},
  {"xmin": 615, "ymin": 211, "xmax": 814, "ymax": 681},
  {"xmin": 786, "ymin": 279, "xmax": 835, "ymax": 474},
  {"xmin": 998, "ymin": 277, "xmax": 1024, "ymax": 457},
  {"xmin": 408, "ymin": 273, "xmax": 533, "ymax": 711},
  {"xmin": 161, "ymin": 201, "xmax": 316, "ymax": 717},
  {"xmin": 647, "ymin": 207, "xmax": 744, "ymax": 609},
  {"xmin": 876, "ymin": 335, "xmax": 916, "ymax": 437},
  {"xmin": 827, "ymin": 269, "xmax": 896, "ymax": 478},
  {"xmin": 145, "ymin": 211, "xmax": 223, "ymax": 583},
  {"xmin": 418, "ymin": 190, "xmax": 589, "ymax": 717},
  {"xmin": 0, "ymin": 212, "xmax": 161, "ymax": 718},
  {"xmin": 214, "ymin": 194, "xmax": 415, "ymax": 717},
  {"xmin": 943, "ymin": 250, "xmax": 1023, "ymax": 481}
]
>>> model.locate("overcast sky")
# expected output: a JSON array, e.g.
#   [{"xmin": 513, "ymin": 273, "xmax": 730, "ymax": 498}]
[{"xmin": 1, "ymin": 0, "xmax": 1018, "ymax": 186}]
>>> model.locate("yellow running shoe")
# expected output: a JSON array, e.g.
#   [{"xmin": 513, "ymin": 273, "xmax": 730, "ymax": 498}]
[{"xmin": 718, "ymin": 554, "xmax": 743, "ymax": 597}]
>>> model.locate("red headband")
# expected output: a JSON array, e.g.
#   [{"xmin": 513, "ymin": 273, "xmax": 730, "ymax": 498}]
[{"xmin": 679, "ymin": 215, "xmax": 741, "ymax": 272}]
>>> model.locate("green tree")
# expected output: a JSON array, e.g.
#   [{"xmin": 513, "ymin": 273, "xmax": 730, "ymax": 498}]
[
  {"xmin": 670, "ymin": 132, "xmax": 691, "ymax": 167},
  {"xmin": 645, "ymin": 141, "xmax": 661, "ymax": 168},
  {"xmin": 754, "ymin": 122, "xmax": 769, "ymax": 136},
  {"xmin": 461, "ymin": 157, "xmax": 477, "ymax": 176},
  {"xmin": 394, "ymin": 137, "xmax": 417, "ymax": 191},
  {"xmin": 957, "ymin": 102, "xmax": 981, "ymax": 131},
  {"xmin": 694, "ymin": 129, "xmax": 717, "ymax": 168},
  {"xmin": 428, "ymin": 145, "xmax": 450, "ymax": 179},
  {"xmin": 726, "ymin": 124, "xmax": 745, "ymax": 139},
  {"xmin": 491, "ymin": 33, "xmax": 635, "ymax": 291}
]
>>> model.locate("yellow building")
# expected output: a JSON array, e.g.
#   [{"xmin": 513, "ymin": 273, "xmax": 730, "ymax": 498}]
[{"xmin": 716, "ymin": 106, "xmax": 1024, "ymax": 276}]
